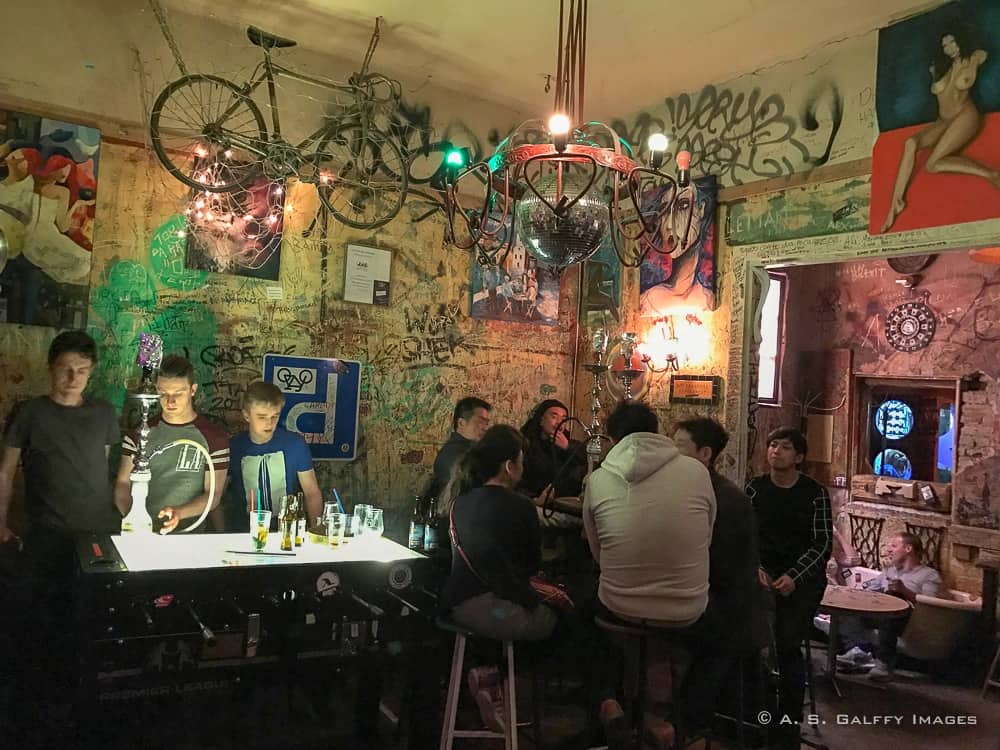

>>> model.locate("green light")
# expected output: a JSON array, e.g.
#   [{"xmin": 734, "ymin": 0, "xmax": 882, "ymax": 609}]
[{"xmin": 445, "ymin": 149, "xmax": 465, "ymax": 167}]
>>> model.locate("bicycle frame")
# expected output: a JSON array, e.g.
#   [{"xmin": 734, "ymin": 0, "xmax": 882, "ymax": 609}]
[{"xmin": 221, "ymin": 49, "xmax": 394, "ymax": 159}]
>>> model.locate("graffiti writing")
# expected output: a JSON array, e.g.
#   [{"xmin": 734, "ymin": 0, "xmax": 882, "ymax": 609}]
[
  {"xmin": 612, "ymin": 81, "xmax": 843, "ymax": 186},
  {"xmin": 403, "ymin": 303, "xmax": 462, "ymax": 335},
  {"xmin": 401, "ymin": 333, "xmax": 466, "ymax": 365}
]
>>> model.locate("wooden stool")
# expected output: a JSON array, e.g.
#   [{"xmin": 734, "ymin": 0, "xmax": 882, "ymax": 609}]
[
  {"xmin": 594, "ymin": 614, "xmax": 703, "ymax": 749},
  {"xmin": 982, "ymin": 638, "xmax": 1000, "ymax": 700},
  {"xmin": 437, "ymin": 617, "xmax": 542, "ymax": 750}
]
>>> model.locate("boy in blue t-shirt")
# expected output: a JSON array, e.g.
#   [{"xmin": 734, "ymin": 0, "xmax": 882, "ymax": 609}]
[{"xmin": 228, "ymin": 381, "xmax": 323, "ymax": 528}]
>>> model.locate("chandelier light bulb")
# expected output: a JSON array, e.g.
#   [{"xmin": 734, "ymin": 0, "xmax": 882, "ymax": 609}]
[
  {"xmin": 648, "ymin": 133, "xmax": 668, "ymax": 152},
  {"xmin": 194, "ymin": 145, "xmax": 208, "ymax": 158},
  {"xmin": 549, "ymin": 113, "xmax": 571, "ymax": 153},
  {"xmin": 548, "ymin": 113, "xmax": 571, "ymax": 135}
]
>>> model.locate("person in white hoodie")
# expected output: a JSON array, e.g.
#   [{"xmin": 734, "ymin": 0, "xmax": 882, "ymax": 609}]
[
  {"xmin": 584, "ymin": 400, "xmax": 716, "ymax": 627},
  {"xmin": 583, "ymin": 400, "xmax": 716, "ymax": 749}
]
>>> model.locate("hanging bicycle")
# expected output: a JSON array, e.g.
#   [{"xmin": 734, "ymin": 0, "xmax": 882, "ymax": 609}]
[{"xmin": 149, "ymin": 25, "xmax": 408, "ymax": 230}]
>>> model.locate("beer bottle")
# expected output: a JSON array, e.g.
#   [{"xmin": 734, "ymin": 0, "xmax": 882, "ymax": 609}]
[
  {"xmin": 295, "ymin": 492, "xmax": 306, "ymax": 546},
  {"xmin": 408, "ymin": 496, "xmax": 426, "ymax": 550},
  {"xmin": 280, "ymin": 495, "xmax": 293, "ymax": 552},
  {"xmin": 423, "ymin": 496, "xmax": 440, "ymax": 551}
]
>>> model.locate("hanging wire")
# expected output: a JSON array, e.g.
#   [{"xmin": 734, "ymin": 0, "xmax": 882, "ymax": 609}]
[
  {"xmin": 359, "ymin": 16, "xmax": 382, "ymax": 77},
  {"xmin": 147, "ymin": 0, "xmax": 188, "ymax": 76}
]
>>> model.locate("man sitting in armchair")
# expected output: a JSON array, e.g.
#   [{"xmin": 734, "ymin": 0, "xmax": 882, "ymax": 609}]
[{"xmin": 838, "ymin": 532, "xmax": 942, "ymax": 681}]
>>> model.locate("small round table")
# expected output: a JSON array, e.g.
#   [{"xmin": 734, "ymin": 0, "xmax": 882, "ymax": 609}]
[{"xmin": 819, "ymin": 585, "xmax": 911, "ymax": 694}]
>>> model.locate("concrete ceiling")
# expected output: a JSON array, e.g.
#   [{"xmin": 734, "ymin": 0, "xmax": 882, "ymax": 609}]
[{"xmin": 162, "ymin": 0, "xmax": 934, "ymax": 119}]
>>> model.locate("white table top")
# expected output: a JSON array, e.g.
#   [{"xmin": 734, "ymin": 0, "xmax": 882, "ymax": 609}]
[{"xmin": 110, "ymin": 532, "xmax": 422, "ymax": 572}]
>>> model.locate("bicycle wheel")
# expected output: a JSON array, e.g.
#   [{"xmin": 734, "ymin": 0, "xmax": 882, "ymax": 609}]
[
  {"xmin": 314, "ymin": 123, "xmax": 408, "ymax": 230},
  {"xmin": 150, "ymin": 74, "xmax": 267, "ymax": 193}
]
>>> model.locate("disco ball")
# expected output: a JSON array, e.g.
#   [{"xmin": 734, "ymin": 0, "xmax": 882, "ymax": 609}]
[{"xmin": 514, "ymin": 170, "xmax": 609, "ymax": 268}]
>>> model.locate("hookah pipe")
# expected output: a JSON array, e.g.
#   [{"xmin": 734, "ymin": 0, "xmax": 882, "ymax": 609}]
[
  {"xmin": 120, "ymin": 334, "xmax": 217, "ymax": 534},
  {"xmin": 540, "ymin": 415, "xmax": 610, "ymax": 520}
]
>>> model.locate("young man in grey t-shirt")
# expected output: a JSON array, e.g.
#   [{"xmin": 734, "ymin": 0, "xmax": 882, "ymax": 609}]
[
  {"xmin": 114, "ymin": 354, "xmax": 229, "ymax": 533},
  {"xmin": 0, "ymin": 330, "xmax": 120, "ymax": 547}
]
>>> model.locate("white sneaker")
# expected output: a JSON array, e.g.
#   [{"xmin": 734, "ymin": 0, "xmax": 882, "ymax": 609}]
[
  {"xmin": 869, "ymin": 659, "xmax": 894, "ymax": 682},
  {"xmin": 836, "ymin": 646, "xmax": 874, "ymax": 667}
]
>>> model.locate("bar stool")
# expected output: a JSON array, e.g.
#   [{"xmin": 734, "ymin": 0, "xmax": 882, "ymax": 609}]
[
  {"xmin": 594, "ymin": 615, "xmax": 703, "ymax": 749},
  {"xmin": 437, "ymin": 617, "xmax": 543, "ymax": 750}
]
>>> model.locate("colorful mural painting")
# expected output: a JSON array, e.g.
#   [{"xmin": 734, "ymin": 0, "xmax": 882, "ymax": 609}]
[
  {"xmin": 726, "ymin": 176, "xmax": 871, "ymax": 246},
  {"xmin": 872, "ymin": 0, "xmax": 1000, "ymax": 235},
  {"xmin": 470, "ymin": 242, "xmax": 562, "ymax": 327},
  {"xmin": 0, "ymin": 108, "xmax": 100, "ymax": 328},
  {"xmin": 639, "ymin": 175, "xmax": 719, "ymax": 317}
]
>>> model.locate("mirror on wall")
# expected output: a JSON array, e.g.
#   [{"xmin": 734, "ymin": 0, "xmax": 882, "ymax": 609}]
[{"xmin": 856, "ymin": 378, "xmax": 955, "ymax": 484}]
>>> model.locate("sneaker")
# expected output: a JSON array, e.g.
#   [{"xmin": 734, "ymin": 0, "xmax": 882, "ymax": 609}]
[
  {"xmin": 869, "ymin": 660, "xmax": 894, "ymax": 682},
  {"xmin": 836, "ymin": 646, "xmax": 875, "ymax": 668},
  {"xmin": 467, "ymin": 665, "xmax": 500, "ymax": 700},
  {"xmin": 468, "ymin": 666, "xmax": 505, "ymax": 733},
  {"xmin": 474, "ymin": 687, "xmax": 506, "ymax": 733},
  {"xmin": 643, "ymin": 715, "xmax": 676, "ymax": 750},
  {"xmin": 599, "ymin": 699, "xmax": 630, "ymax": 750}
]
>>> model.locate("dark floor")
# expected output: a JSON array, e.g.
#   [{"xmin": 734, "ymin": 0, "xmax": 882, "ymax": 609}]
[
  {"xmin": 434, "ymin": 648, "xmax": 1000, "ymax": 750},
  {"xmin": 4, "ymin": 644, "xmax": 999, "ymax": 749}
]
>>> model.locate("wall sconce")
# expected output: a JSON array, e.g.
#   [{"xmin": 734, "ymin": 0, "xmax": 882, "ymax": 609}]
[{"xmin": 638, "ymin": 317, "xmax": 681, "ymax": 373}]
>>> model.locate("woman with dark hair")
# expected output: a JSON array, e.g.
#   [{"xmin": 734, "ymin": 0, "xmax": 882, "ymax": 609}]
[
  {"xmin": 881, "ymin": 25, "xmax": 996, "ymax": 233},
  {"xmin": 441, "ymin": 425, "xmax": 558, "ymax": 732},
  {"xmin": 442, "ymin": 424, "xmax": 557, "ymax": 641},
  {"xmin": 519, "ymin": 399, "xmax": 587, "ymax": 499}
]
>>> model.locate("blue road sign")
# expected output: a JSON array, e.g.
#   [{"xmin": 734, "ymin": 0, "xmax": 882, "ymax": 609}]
[{"xmin": 262, "ymin": 354, "xmax": 361, "ymax": 460}]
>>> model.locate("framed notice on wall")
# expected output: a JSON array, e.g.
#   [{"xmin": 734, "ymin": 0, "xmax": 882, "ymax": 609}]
[
  {"xmin": 263, "ymin": 354, "xmax": 361, "ymax": 460},
  {"xmin": 344, "ymin": 244, "xmax": 391, "ymax": 306},
  {"xmin": 669, "ymin": 375, "xmax": 723, "ymax": 405}
]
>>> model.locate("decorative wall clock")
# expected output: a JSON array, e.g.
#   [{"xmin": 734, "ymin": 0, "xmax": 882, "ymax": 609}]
[{"xmin": 885, "ymin": 301, "xmax": 936, "ymax": 352}]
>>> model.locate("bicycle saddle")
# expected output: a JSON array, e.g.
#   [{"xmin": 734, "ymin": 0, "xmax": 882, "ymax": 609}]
[{"xmin": 246, "ymin": 26, "xmax": 297, "ymax": 49}]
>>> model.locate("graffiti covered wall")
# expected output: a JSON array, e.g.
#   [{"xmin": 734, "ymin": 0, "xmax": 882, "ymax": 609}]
[{"xmin": 0, "ymin": 139, "xmax": 578, "ymax": 532}]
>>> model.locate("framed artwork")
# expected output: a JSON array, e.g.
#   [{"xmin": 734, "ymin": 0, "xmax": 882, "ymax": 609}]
[
  {"xmin": 639, "ymin": 175, "xmax": 719, "ymax": 317},
  {"xmin": 0, "ymin": 108, "xmax": 100, "ymax": 328},
  {"xmin": 470, "ymin": 240, "xmax": 561, "ymax": 326},
  {"xmin": 184, "ymin": 174, "xmax": 285, "ymax": 280},
  {"xmin": 581, "ymin": 236, "xmax": 622, "ymax": 323},
  {"xmin": 871, "ymin": 0, "xmax": 1000, "ymax": 235}
]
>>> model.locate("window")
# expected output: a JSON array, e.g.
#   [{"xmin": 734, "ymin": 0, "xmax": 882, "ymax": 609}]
[{"xmin": 756, "ymin": 271, "xmax": 786, "ymax": 405}]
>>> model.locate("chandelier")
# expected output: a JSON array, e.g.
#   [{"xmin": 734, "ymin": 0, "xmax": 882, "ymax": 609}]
[{"xmin": 442, "ymin": 0, "xmax": 695, "ymax": 269}]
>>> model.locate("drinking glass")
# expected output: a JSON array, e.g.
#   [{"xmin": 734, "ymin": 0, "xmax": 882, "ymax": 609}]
[
  {"xmin": 249, "ymin": 509, "xmax": 272, "ymax": 550},
  {"xmin": 353, "ymin": 504, "xmax": 373, "ymax": 537},
  {"xmin": 326, "ymin": 512, "xmax": 347, "ymax": 548},
  {"xmin": 366, "ymin": 508, "xmax": 384, "ymax": 538}
]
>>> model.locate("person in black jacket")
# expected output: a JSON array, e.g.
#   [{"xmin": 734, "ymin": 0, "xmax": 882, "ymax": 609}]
[
  {"xmin": 423, "ymin": 396, "xmax": 491, "ymax": 502},
  {"xmin": 746, "ymin": 427, "xmax": 832, "ymax": 750},
  {"xmin": 442, "ymin": 424, "xmax": 558, "ymax": 733},
  {"xmin": 442, "ymin": 424, "xmax": 555, "ymax": 640},
  {"xmin": 519, "ymin": 399, "xmax": 587, "ymax": 499},
  {"xmin": 673, "ymin": 417, "xmax": 769, "ymax": 728}
]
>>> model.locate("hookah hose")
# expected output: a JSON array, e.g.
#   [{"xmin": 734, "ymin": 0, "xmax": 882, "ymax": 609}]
[
  {"xmin": 152, "ymin": 438, "xmax": 217, "ymax": 534},
  {"xmin": 541, "ymin": 415, "xmax": 599, "ymax": 519}
]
